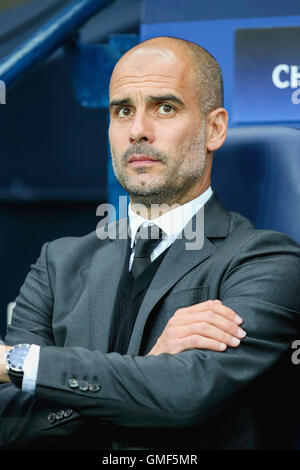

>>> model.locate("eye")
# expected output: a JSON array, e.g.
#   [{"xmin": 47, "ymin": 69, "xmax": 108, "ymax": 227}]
[
  {"xmin": 118, "ymin": 107, "xmax": 132, "ymax": 118},
  {"xmin": 158, "ymin": 104, "xmax": 175, "ymax": 115}
]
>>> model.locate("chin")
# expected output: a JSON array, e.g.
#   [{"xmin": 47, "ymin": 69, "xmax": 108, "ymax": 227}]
[{"xmin": 128, "ymin": 175, "xmax": 163, "ymax": 190}]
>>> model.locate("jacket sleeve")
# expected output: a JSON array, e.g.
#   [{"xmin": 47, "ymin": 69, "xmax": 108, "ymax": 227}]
[
  {"xmin": 0, "ymin": 244, "xmax": 87, "ymax": 449},
  {"xmin": 33, "ymin": 231, "xmax": 300, "ymax": 429}
]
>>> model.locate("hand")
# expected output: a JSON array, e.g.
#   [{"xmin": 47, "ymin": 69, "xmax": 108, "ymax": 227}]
[
  {"xmin": 147, "ymin": 300, "xmax": 246, "ymax": 355},
  {"xmin": 0, "ymin": 345, "xmax": 12, "ymax": 383}
]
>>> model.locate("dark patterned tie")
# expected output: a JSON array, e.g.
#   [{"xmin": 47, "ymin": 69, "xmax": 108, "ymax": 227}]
[{"xmin": 131, "ymin": 224, "xmax": 164, "ymax": 279}]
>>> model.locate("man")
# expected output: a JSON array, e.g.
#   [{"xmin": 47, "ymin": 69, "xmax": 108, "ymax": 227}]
[{"xmin": 0, "ymin": 36, "xmax": 300, "ymax": 450}]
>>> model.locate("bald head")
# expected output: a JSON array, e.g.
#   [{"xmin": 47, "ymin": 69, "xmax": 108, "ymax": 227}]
[{"xmin": 110, "ymin": 36, "xmax": 224, "ymax": 116}]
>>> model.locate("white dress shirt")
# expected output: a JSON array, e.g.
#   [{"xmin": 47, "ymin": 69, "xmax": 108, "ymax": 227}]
[
  {"xmin": 21, "ymin": 186, "xmax": 213, "ymax": 394},
  {"xmin": 128, "ymin": 186, "xmax": 212, "ymax": 269}
]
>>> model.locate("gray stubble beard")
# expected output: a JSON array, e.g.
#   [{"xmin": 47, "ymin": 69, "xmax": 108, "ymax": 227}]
[{"xmin": 110, "ymin": 124, "xmax": 207, "ymax": 208}]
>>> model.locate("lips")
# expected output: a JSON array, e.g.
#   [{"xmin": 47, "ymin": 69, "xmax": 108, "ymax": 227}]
[
  {"xmin": 128, "ymin": 155, "xmax": 160, "ymax": 163},
  {"xmin": 128, "ymin": 155, "xmax": 162, "ymax": 167}
]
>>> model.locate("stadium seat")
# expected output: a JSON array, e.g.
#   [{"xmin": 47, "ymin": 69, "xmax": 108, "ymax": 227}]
[{"xmin": 212, "ymin": 126, "xmax": 300, "ymax": 243}]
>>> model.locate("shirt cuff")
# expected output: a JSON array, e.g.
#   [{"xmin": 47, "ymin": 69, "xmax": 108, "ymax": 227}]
[{"xmin": 22, "ymin": 344, "xmax": 40, "ymax": 394}]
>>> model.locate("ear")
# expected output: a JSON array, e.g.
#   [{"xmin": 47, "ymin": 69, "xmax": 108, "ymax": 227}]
[{"xmin": 206, "ymin": 108, "xmax": 228, "ymax": 152}]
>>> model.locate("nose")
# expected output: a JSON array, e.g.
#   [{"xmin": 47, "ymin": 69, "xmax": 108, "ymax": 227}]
[{"xmin": 129, "ymin": 111, "xmax": 154, "ymax": 144}]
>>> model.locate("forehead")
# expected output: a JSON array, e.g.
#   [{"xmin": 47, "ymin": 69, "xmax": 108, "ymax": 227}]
[{"xmin": 109, "ymin": 47, "xmax": 193, "ymax": 99}]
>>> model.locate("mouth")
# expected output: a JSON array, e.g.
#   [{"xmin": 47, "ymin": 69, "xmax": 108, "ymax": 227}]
[{"xmin": 128, "ymin": 155, "xmax": 162, "ymax": 166}]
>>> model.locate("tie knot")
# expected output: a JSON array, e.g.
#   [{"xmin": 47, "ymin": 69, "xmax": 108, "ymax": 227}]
[
  {"xmin": 134, "ymin": 224, "xmax": 164, "ymax": 258},
  {"xmin": 137, "ymin": 224, "xmax": 163, "ymax": 239}
]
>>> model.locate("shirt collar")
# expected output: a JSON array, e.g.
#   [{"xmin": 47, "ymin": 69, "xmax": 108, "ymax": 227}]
[{"xmin": 128, "ymin": 186, "xmax": 213, "ymax": 248}]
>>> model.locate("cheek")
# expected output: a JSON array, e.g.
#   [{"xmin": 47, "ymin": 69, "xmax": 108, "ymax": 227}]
[
  {"xmin": 109, "ymin": 122, "xmax": 127, "ymax": 154},
  {"xmin": 108, "ymin": 124, "xmax": 114, "ymax": 148},
  {"xmin": 109, "ymin": 121, "xmax": 118, "ymax": 143},
  {"xmin": 155, "ymin": 124, "xmax": 190, "ymax": 151}
]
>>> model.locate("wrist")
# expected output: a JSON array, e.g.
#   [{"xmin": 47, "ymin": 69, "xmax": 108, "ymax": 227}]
[
  {"xmin": 0, "ymin": 345, "xmax": 12, "ymax": 382},
  {"xmin": 6, "ymin": 344, "xmax": 31, "ymax": 388},
  {"xmin": 147, "ymin": 341, "xmax": 162, "ymax": 356}
]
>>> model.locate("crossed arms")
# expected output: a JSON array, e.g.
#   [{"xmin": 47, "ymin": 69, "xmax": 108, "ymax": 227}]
[{"xmin": 0, "ymin": 229, "xmax": 300, "ymax": 447}]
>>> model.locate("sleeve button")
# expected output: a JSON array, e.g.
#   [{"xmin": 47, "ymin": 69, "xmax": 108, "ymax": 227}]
[
  {"xmin": 89, "ymin": 382, "xmax": 101, "ymax": 392},
  {"xmin": 48, "ymin": 412, "xmax": 56, "ymax": 423},
  {"xmin": 79, "ymin": 380, "xmax": 89, "ymax": 392},
  {"xmin": 67, "ymin": 378, "xmax": 79, "ymax": 388},
  {"xmin": 63, "ymin": 409, "xmax": 73, "ymax": 418},
  {"xmin": 55, "ymin": 410, "xmax": 64, "ymax": 420}
]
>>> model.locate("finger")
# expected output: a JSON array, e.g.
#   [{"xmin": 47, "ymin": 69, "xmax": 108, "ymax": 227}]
[
  {"xmin": 175, "ymin": 335, "xmax": 227, "ymax": 353},
  {"xmin": 183, "ymin": 300, "xmax": 243, "ymax": 324},
  {"xmin": 177, "ymin": 300, "xmax": 243, "ymax": 325},
  {"xmin": 171, "ymin": 310, "xmax": 246, "ymax": 339},
  {"xmin": 197, "ymin": 311, "xmax": 246, "ymax": 339},
  {"xmin": 212, "ymin": 301, "xmax": 243, "ymax": 325},
  {"xmin": 171, "ymin": 323, "xmax": 242, "ymax": 347}
]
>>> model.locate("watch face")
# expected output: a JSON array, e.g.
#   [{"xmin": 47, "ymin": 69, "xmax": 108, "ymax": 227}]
[{"xmin": 6, "ymin": 344, "xmax": 30, "ymax": 372}]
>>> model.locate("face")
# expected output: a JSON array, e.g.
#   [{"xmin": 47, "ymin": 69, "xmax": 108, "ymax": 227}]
[{"xmin": 108, "ymin": 45, "xmax": 208, "ymax": 208}]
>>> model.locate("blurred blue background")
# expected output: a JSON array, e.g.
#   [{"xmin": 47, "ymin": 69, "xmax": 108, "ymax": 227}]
[{"xmin": 0, "ymin": 0, "xmax": 300, "ymax": 336}]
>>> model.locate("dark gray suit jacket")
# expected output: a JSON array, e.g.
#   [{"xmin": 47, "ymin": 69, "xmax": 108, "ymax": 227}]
[{"xmin": 1, "ymin": 193, "xmax": 300, "ymax": 450}]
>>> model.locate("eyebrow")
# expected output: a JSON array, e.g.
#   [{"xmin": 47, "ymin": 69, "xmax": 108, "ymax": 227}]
[
  {"xmin": 147, "ymin": 94, "xmax": 184, "ymax": 106},
  {"xmin": 109, "ymin": 98, "xmax": 133, "ymax": 110},
  {"xmin": 109, "ymin": 94, "xmax": 184, "ymax": 110}
]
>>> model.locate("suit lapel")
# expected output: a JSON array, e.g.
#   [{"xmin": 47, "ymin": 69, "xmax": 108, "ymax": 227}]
[
  {"xmin": 127, "ymin": 236, "xmax": 215, "ymax": 354},
  {"xmin": 88, "ymin": 218, "xmax": 129, "ymax": 352},
  {"xmin": 127, "ymin": 192, "xmax": 231, "ymax": 354},
  {"xmin": 88, "ymin": 192, "xmax": 231, "ymax": 354}
]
